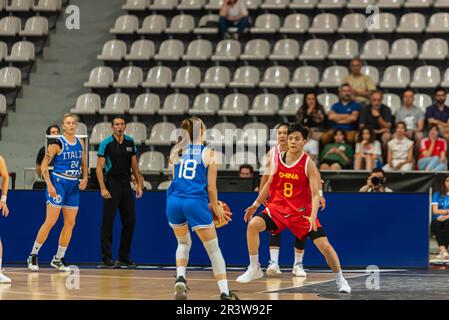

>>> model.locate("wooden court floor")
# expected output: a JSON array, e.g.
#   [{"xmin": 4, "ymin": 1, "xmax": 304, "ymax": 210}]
[{"xmin": 0, "ymin": 267, "xmax": 364, "ymax": 300}]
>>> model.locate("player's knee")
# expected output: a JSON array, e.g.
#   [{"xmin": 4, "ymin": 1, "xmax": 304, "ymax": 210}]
[
  {"xmin": 177, "ymin": 232, "xmax": 192, "ymax": 248},
  {"xmin": 248, "ymin": 217, "xmax": 265, "ymax": 233},
  {"xmin": 44, "ymin": 219, "xmax": 57, "ymax": 229},
  {"xmin": 64, "ymin": 219, "xmax": 76, "ymax": 229},
  {"xmin": 176, "ymin": 233, "xmax": 192, "ymax": 260},
  {"xmin": 203, "ymin": 237, "xmax": 220, "ymax": 256},
  {"xmin": 203, "ymin": 238, "xmax": 226, "ymax": 276}
]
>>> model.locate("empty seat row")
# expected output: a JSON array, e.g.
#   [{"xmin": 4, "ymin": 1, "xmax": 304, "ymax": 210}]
[
  {"xmin": 0, "ymin": 0, "xmax": 62, "ymax": 12},
  {"xmin": 0, "ymin": 41, "xmax": 35, "ymax": 62},
  {"xmin": 110, "ymin": 12, "xmax": 449, "ymax": 36},
  {"xmin": 0, "ymin": 16, "xmax": 48, "ymax": 37}
]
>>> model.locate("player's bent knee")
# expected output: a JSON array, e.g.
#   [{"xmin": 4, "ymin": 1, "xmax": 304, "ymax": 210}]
[
  {"xmin": 248, "ymin": 216, "xmax": 266, "ymax": 232},
  {"xmin": 176, "ymin": 233, "xmax": 192, "ymax": 260},
  {"xmin": 203, "ymin": 238, "xmax": 226, "ymax": 276}
]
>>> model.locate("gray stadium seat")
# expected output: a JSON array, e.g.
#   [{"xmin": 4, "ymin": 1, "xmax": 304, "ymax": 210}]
[
  {"xmin": 211, "ymin": 40, "xmax": 240, "ymax": 61},
  {"xmin": 218, "ymin": 94, "xmax": 249, "ymax": 116},
  {"xmin": 278, "ymin": 94, "xmax": 304, "ymax": 116},
  {"xmin": 0, "ymin": 42, "xmax": 6, "ymax": 62},
  {"xmin": 299, "ymin": 39, "xmax": 328, "ymax": 60},
  {"xmin": 289, "ymin": 0, "xmax": 317, "ymax": 8},
  {"xmin": 109, "ymin": 15, "xmax": 138, "ymax": 35},
  {"xmin": 5, "ymin": 41, "xmax": 34, "ymax": 62},
  {"xmin": 404, "ymin": 0, "xmax": 433, "ymax": 7},
  {"xmin": 158, "ymin": 93, "xmax": 189, "ymax": 115},
  {"xmin": 99, "ymin": 93, "xmax": 130, "ymax": 115},
  {"xmin": 129, "ymin": 93, "xmax": 160, "ymax": 115},
  {"xmin": 165, "ymin": 14, "xmax": 195, "ymax": 34},
  {"xmin": 259, "ymin": 66, "xmax": 290, "ymax": 88},
  {"xmin": 84, "ymin": 66, "xmax": 114, "ymax": 89},
  {"xmin": 145, "ymin": 122, "xmax": 177, "ymax": 146},
  {"xmin": 6, "ymin": 0, "xmax": 33, "ymax": 12},
  {"xmin": 318, "ymin": 66, "xmax": 348, "ymax": 88},
  {"xmin": 248, "ymin": 94, "xmax": 280, "ymax": 115},
  {"xmin": 434, "ymin": 0, "xmax": 449, "ymax": 7},
  {"xmin": 367, "ymin": 13, "xmax": 396, "ymax": 33},
  {"xmin": 360, "ymin": 39, "xmax": 389, "ymax": 60},
  {"xmin": 171, "ymin": 66, "xmax": 201, "ymax": 89},
  {"xmin": 90, "ymin": 122, "xmax": 113, "ymax": 145},
  {"xmin": 125, "ymin": 40, "xmax": 155, "ymax": 61},
  {"xmin": 308, "ymin": 13, "xmax": 338, "ymax": 33},
  {"xmin": 414, "ymin": 93, "xmax": 432, "ymax": 112},
  {"xmin": 238, "ymin": 122, "xmax": 269, "ymax": 147},
  {"xmin": 70, "ymin": 93, "xmax": 101, "ymax": 115},
  {"xmin": 279, "ymin": 14, "xmax": 309, "ymax": 33},
  {"xmin": 317, "ymin": 93, "xmax": 339, "ymax": 113},
  {"xmin": 210, "ymin": 122, "xmax": 237, "ymax": 146},
  {"xmin": 154, "ymin": 39, "xmax": 184, "ymax": 61},
  {"xmin": 410, "ymin": 66, "xmax": 441, "ymax": 88},
  {"xmin": 419, "ymin": 38, "xmax": 448, "ymax": 60},
  {"xmin": 317, "ymin": 0, "xmax": 345, "ymax": 8},
  {"xmin": 142, "ymin": 66, "xmax": 172, "ymax": 88},
  {"xmin": 388, "ymin": 38, "xmax": 418, "ymax": 60},
  {"xmin": 347, "ymin": 0, "xmax": 375, "ymax": 8},
  {"xmin": 289, "ymin": 66, "xmax": 319, "ymax": 88},
  {"xmin": 0, "ymin": 94, "xmax": 6, "ymax": 114},
  {"xmin": 88, "ymin": 151, "xmax": 98, "ymax": 169},
  {"xmin": 200, "ymin": 66, "xmax": 230, "ymax": 89},
  {"xmin": 189, "ymin": 93, "xmax": 220, "ymax": 115},
  {"xmin": 229, "ymin": 66, "xmax": 259, "ymax": 88},
  {"xmin": 240, "ymin": 39, "xmax": 270, "ymax": 61},
  {"xmin": 0, "ymin": 67, "xmax": 21, "ymax": 88},
  {"xmin": 122, "ymin": 0, "xmax": 150, "ymax": 10},
  {"xmin": 113, "ymin": 66, "xmax": 143, "ymax": 88},
  {"xmin": 194, "ymin": 15, "xmax": 219, "ymax": 34},
  {"xmin": 338, "ymin": 13, "xmax": 366, "ymax": 33},
  {"xmin": 382, "ymin": 93, "xmax": 401, "ymax": 115},
  {"xmin": 149, "ymin": 0, "xmax": 177, "ymax": 10},
  {"xmin": 244, "ymin": 0, "xmax": 262, "ymax": 10},
  {"xmin": 251, "ymin": 14, "xmax": 280, "ymax": 34},
  {"xmin": 380, "ymin": 65, "xmax": 410, "ymax": 88},
  {"xmin": 361, "ymin": 66, "xmax": 379, "ymax": 85},
  {"xmin": 183, "ymin": 39, "xmax": 212, "ymax": 61},
  {"xmin": 377, "ymin": 0, "xmax": 403, "ymax": 8},
  {"xmin": 261, "ymin": 0, "xmax": 289, "ymax": 9},
  {"xmin": 124, "ymin": 122, "xmax": 147, "ymax": 145},
  {"xmin": 0, "ymin": 17, "xmax": 21, "ymax": 36},
  {"xmin": 229, "ymin": 151, "xmax": 258, "ymax": 170},
  {"xmin": 137, "ymin": 15, "xmax": 166, "ymax": 34},
  {"xmin": 76, "ymin": 122, "xmax": 88, "ymax": 136},
  {"xmin": 441, "ymin": 68, "xmax": 449, "ymax": 87},
  {"xmin": 427, "ymin": 13, "xmax": 449, "ymax": 33},
  {"xmin": 396, "ymin": 13, "xmax": 426, "ymax": 33},
  {"xmin": 97, "ymin": 40, "xmax": 127, "ymax": 62},
  {"xmin": 139, "ymin": 151, "xmax": 165, "ymax": 174},
  {"xmin": 178, "ymin": 0, "xmax": 206, "ymax": 10},
  {"xmin": 205, "ymin": 0, "xmax": 223, "ymax": 10},
  {"xmin": 328, "ymin": 39, "xmax": 358, "ymax": 60},
  {"xmin": 269, "ymin": 39, "xmax": 299, "ymax": 61},
  {"xmin": 34, "ymin": 0, "xmax": 62, "ymax": 12}
]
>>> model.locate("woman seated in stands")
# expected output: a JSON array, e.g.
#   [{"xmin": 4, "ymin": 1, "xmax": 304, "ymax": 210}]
[
  {"xmin": 382, "ymin": 122, "xmax": 414, "ymax": 172},
  {"xmin": 431, "ymin": 175, "xmax": 449, "ymax": 260},
  {"xmin": 219, "ymin": 0, "xmax": 251, "ymax": 40},
  {"xmin": 319, "ymin": 129, "xmax": 353, "ymax": 171},
  {"xmin": 354, "ymin": 127, "xmax": 382, "ymax": 171},
  {"xmin": 418, "ymin": 125, "xmax": 447, "ymax": 172},
  {"xmin": 296, "ymin": 91, "xmax": 327, "ymax": 142}
]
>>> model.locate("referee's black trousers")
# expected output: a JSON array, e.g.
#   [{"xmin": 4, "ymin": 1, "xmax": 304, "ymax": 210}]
[{"xmin": 101, "ymin": 177, "xmax": 136, "ymax": 261}]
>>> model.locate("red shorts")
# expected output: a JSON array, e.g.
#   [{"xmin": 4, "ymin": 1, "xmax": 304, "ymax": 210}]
[{"xmin": 262, "ymin": 204, "xmax": 322, "ymax": 240}]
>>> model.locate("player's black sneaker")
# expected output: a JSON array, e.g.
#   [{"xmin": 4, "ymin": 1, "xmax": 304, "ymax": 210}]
[
  {"xmin": 27, "ymin": 254, "xmax": 39, "ymax": 272},
  {"xmin": 220, "ymin": 291, "xmax": 240, "ymax": 300},
  {"xmin": 174, "ymin": 276, "xmax": 188, "ymax": 300},
  {"xmin": 50, "ymin": 256, "xmax": 71, "ymax": 272}
]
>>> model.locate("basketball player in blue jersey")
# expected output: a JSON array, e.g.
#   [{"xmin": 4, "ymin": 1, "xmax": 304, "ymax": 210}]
[
  {"xmin": 166, "ymin": 116, "xmax": 238, "ymax": 301},
  {"xmin": 0, "ymin": 154, "xmax": 11, "ymax": 283},
  {"xmin": 27, "ymin": 114, "xmax": 88, "ymax": 272}
]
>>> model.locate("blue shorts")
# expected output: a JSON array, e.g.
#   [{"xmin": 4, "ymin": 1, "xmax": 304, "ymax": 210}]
[
  {"xmin": 46, "ymin": 173, "xmax": 80, "ymax": 209},
  {"xmin": 166, "ymin": 195, "xmax": 214, "ymax": 231}
]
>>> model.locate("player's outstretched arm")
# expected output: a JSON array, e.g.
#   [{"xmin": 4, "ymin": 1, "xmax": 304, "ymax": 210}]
[
  {"xmin": 42, "ymin": 144, "xmax": 59, "ymax": 198},
  {"xmin": 244, "ymin": 174, "xmax": 273, "ymax": 223},
  {"xmin": 307, "ymin": 159, "xmax": 320, "ymax": 232},
  {"xmin": 0, "ymin": 155, "xmax": 9, "ymax": 216}
]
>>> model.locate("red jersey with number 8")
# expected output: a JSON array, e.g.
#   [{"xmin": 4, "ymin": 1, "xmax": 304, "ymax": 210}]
[{"xmin": 267, "ymin": 152, "xmax": 311, "ymax": 216}]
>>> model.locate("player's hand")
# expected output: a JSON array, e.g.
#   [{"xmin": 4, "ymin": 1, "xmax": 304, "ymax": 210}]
[
  {"xmin": 244, "ymin": 205, "xmax": 257, "ymax": 223},
  {"xmin": 47, "ymin": 184, "xmax": 57, "ymax": 199},
  {"xmin": 101, "ymin": 188, "xmax": 112, "ymax": 199},
  {"xmin": 213, "ymin": 203, "xmax": 228, "ymax": 227},
  {"xmin": 79, "ymin": 178, "xmax": 88, "ymax": 190},
  {"xmin": 319, "ymin": 196, "xmax": 326, "ymax": 211},
  {"xmin": 0, "ymin": 201, "xmax": 9, "ymax": 217},
  {"xmin": 135, "ymin": 186, "xmax": 143, "ymax": 199},
  {"xmin": 306, "ymin": 215, "xmax": 318, "ymax": 232}
]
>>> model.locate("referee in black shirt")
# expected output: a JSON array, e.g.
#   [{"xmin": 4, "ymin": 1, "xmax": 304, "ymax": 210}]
[{"xmin": 96, "ymin": 116, "xmax": 143, "ymax": 268}]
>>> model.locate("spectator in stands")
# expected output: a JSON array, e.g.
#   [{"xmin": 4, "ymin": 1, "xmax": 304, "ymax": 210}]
[
  {"xmin": 219, "ymin": 0, "xmax": 251, "ymax": 40},
  {"xmin": 418, "ymin": 125, "xmax": 447, "ymax": 172},
  {"xmin": 359, "ymin": 90, "xmax": 392, "ymax": 148},
  {"xmin": 383, "ymin": 122, "xmax": 414, "ymax": 172},
  {"xmin": 319, "ymin": 129, "xmax": 354, "ymax": 171},
  {"xmin": 342, "ymin": 58, "xmax": 376, "ymax": 106},
  {"xmin": 396, "ymin": 90, "xmax": 424, "ymax": 142},
  {"xmin": 295, "ymin": 91, "xmax": 327, "ymax": 141},
  {"xmin": 239, "ymin": 164, "xmax": 254, "ymax": 178},
  {"xmin": 321, "ymin": 83, "xmax": 361, "ymax": 146},
  {"xmin": 431, "ymin": 175, "xmax": 449, "ymax": 259},
  {"xmin": 354, "ymin": 128, "xmax": 382, "ymax": 171},
  {"xmin": 35, "ymin": 125, "xmax": 60, "ymax": 177},
  {"xmin": 359, "ymin": 168, "xmax": 393, "ymax": 192},
  {"xmin": 425, "ymin": 87, "xmax": 449, "ymax": 141}
]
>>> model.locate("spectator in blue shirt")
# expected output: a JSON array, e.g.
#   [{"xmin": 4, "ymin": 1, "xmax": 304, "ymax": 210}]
[
  {"xmin": 425, "ymin": 87, "xmax": 449, "ymax": 142},
  {"xmin": 431, "ymin": 174, "xmax": 449, "ymax": 260},
  {"xmin": 321, "ymin": 83, "xmax": 361, "ymax": 146}
]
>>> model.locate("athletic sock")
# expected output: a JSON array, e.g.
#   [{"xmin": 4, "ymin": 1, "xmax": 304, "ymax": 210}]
[
  {"xmin": 177, "ymin": 266, "xmax": 186, "ymax": 279},
  {"xmin": 269, "ymin": 249, "xmax": 279, "ymax": 264},
  {"xmin": 336, "ymin": 271, "xmax": 345, "ymax": 283},
  {"xmin": 249, "ymin": 255, "xmax": 259, "ymax": 269},
  {"xmin": 31, "ymin": 241, "xmax": 42, "ymax": 255},
  {"xmin": 294, "ymin": 251, "xmax": 304, "ymax": 265},
  {"xmin": 217, "ymin": 280, "xmax": 229, "ymax": 295},
  {"xmin": 55, "ymin": 246, "xmax": 67, "ymax": 259}
]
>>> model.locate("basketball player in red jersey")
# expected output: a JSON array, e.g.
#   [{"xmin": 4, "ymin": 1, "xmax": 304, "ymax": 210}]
[{"xmin": 237, "ymin": 123, "xmax": 351, "ymax": 293}]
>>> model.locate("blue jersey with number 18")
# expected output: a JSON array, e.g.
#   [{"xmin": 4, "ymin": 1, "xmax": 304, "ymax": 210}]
[{"xmin": 167, "ymin": 144, "xmax": 209, "ymax": 200}]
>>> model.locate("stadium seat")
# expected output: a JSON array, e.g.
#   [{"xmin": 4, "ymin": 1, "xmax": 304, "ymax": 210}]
[
  {"xmin": 5, "ymin": 41, "xmax": 34, "ymax": 62},
  {"xmin": 84, "ymin": 66, "xmax": 114, "ymax": 89},
  {"xmin": 205, "ymin": 0, "xmax": 223, "ymax": 10},
  {"xmin": 211, "ymin": 40, "xmax": 240, "ymax": 61},
  {"xmin": 289, "ymin": 0, "xmax": 317, "ymax": 9},
  {"xmin": 248, "ymin": 94, "xmax": 280, "ymax": 116},
  {"xmin": 388, "ymin": 39, "xmax": 418, "ymax": 60},
  {"xmin": 328, "ymin": 39, "xmax": 358, "ymax": 60},
  {"xmin": 88, "ymin": 151, "xmax": 98, "ymax": 169},
  {"xmin": 261, "ymin": 0, "xmax": 289, "ymax": 10},
  {"xmin": 0, "ymin": 66, "xmax": 21, "ymax": 88},
  {"xmin": 99, "ymin": 93, "xmax": 130, "ymax": 115},
  {"xmin": 245, "ymin": 0, "xmax": 262, "ymax": 10},
  {"xmin": 170, "ymin": 66, "xmax": 201, "ymax": 89},
  {"xmin": 338, "ymin": 13, "xmax": 366, "ymax": 33},
  {"xmin": 137, "ymin": 15, "xmax": 166, "ymax": 34},
  {"xmin": 200, "ymin": 66, "xmax": 230, "ymax": 89},
  {"xmin": 97, "ymin": 40, "xmax": 127, "ymax": 62},
  {"xmin": 139, "ymin": 151, "xmax": 165, "ymax": 174},
  {"xmin": 289, "ymin": 66, "xmax": 319, "ymax": 88},
  {"xmin": 238, "ymin": 122, "xmax": 269, "ymax": 147},
  {"xmin": 189, "ymin": 93, "xmax": 220, "ymax": 115},
  {"xmin": 129, "ymin": 93, "xmax": 160, "ymax": 115},
  {"xmin": 149, "ymin": 0, "xmax": 177, "ymax": 10},
  {"xmin": 158, "ymin": 181, "xmax": 172, "ymax": 190},
  {"xmin": 377, "ymin": 0, "xmax": 403, "ymax": 8},
  {"xmin": 0, "ymin": 42, "xmax": 6, "ymax": 62},
  {"xmin": 308, "ymin": 13, "xmax": 338, "ymax": 33},
  {"xmin": 382, "ymin": 93, "xmax": 401, "ymax": 115},
  {"xmin": 177, "ymin": 0, "xmax": 206, "ymax": 10},
  {"xmin": 229, "ymin": 66, "xmax": 259, "ymax": 88},
  {"xmin": 90, "ymin": 122, "xmax": 114, "ymax": 145},
  {"xmin": 0, "ymin": 17, "xmax": 21, "ymax": 36},
  {"xmin": 404, "ymin": 0, "xmax": 433, "ymax": 7},
  {"xmin": 441, "ymin": 68, "xmax": 449, "ymax": 87},
  {"xmin": 125, "ymin": 40, "xmax": 155, "ymax": 61},
  {"xmin": 113, "ymin": 66, "xmax": 143, "ymax": 88},
  {"xmin": 318, "ymin": 66, "xmax": 348, "ymax": 88},
  {"xmin": 278, "ymin": 94, "xmax": 304, "ymax": 116},
  {"xmin": 241, "ymin": 39, "xmax": 270, "ymax": 61},
  {"xmin": 269, "ymin": 39, "xmax": 299, "ymax": 61},
  {"xmin": 0, "ymin": 94, "xmax": 6, "ymax": 115},
  {"xmin": 347, "ymin": 0, "xmax": 375, "ymax": 8},
  {"xmin": 367, "ymin": 13, "xmax": 396, "ymax": 33},
  {"xmin": 419, "ymin": 38, "xmax": 448, "ymax": 60},
  {"xmin": 360, "ymin": 39, "xmax": 389, "ymax": 60},
  {"xmin": 154, "ymin": 39, "xmax": 184, "ymax": 61},
  {"xmin": 122, "ymin": 0, "xmax": 150, "ymax": 10},
  {"xmin": 317, "ymin": 0, "xmax": 346, "ymax": 9},
  {"xmin": 124, "ymin": 122, "xmax": 147, "ymax": 145},
  {"xmin": 145, "ymin": 122, "xmax": 177, "ymax": 146},
  {"xmin": 0, "ymin": 1, "xmax": 5, "ymax": 11},
  {"xmin": 410, "ymin": 66, "xmax": 441, "ymax": 88},
  {"xmin": 142, "ymin": 66, "xmax": 172, "ymax": 88},
  {"xmin": 109, "ymin": 15, "xmax": 138, "ymax": 35},
  {"xmin": 229, "ymin": 151, "xmax": 258, "ymax": 170},
  {"xmin": 427, "ymin": 13, "xmax": 449, "ymax": 33},
  {"xmin": 434, "ymin": 0, "xmax": 449, "ymax": 7},
  {"xmin": 414, "ymin": 93, "xmax": 432, "ymax": 113},
  {"xmin": 194, "ymin": 15, "xmax": 219, "ymax": 34},
  {"xmin": 380, "ymin": 65, "xmax": 410, "ymax": 88},
  {"xmin": 76, "ymin": 122, "xmax": 88, "ymax": 136},
  {"xmin": 396, "ymin": 13, "xmax": 426, "ymax": 33},
  {"xmin": 259, "ymin": 66, "xmax": 290, "ymax": 88},
  {"xmin": 211, "ymin": 122, "xmax": 237, "ymax": 146},
  {"xmin": 218, "ymin": 94, "xmax": 249, "ymax": 116},
  {"xmin": 317, "ymin": 93, "xmax": 339, "ymax": 113},
  {"xmin": 158, "ymin": 93, "xmax": 189, "ymax": 115},
  {"xmin": 33, "ymin": 0, "xmax": 62, "ymax": 12},
  {"xmin": 182, "ymin": 39, "xmax": 212, "ymax": 61},
  {"xmin": 361, "ymin": 66, "xmax": 379, "ymax": 85},
  {"xmin": 6, "ymin": 0, "xmax": 33, "ymax": 12},
  {"xmin": 70, "ymin": 93, "xmax": 101, "ymax": 115},
  {"xmin": 165, "ymin": 14, "xmax": 195, "ymax": 34},
  {"xmin": 299, "ymin": 39, "xmax": 328, "ymax": 60},
  {"xmin": 279, "ymin": 14, "xmax": 309, "ymax": 33},
  {"xmin": 251, "ymin": 14, "xmax": 280, "ymax": 34}
]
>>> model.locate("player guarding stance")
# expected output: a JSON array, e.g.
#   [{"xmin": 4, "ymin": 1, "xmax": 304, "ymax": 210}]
[
  {"xmin": 237, "ymin": 123, "xmax": 351, "ymax": 293},
  {"xmin": 0, "ymin": 155, "xmax": 11, "ymax": 283},
  {"xmin": 27, "ymin": 114, "xmax": 88, "ymax": 272},
  {"xmin": 261, "ymin": 123, "xmax": 326, "ymax": 278},
  {"xmin": 166, "ymin": 116, "xmax": 238, "ymax": 300}
]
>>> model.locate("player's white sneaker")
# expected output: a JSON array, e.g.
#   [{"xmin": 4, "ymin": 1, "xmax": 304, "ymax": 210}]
[
  {"xmin": 266, "ymin": 261, "xmax": 282, "ymax": 277},
  {"xmin": 0, "ymin": 272, "xmax": 11, "ymax": 284},
  {"xmin": 337, "ymin": 279, "xmax": 351, "ymax": 294},
  {"xmin": 292, "ymin": 262, "xmax": 307, "ymax": 277},
  {"xmin": 50, "ymin": 256, "xmax": 71, "ymax": 272},
  {"xmin": 236, "ymin": 265, "xmax": 264, "ymax": 283},
  {"xmin": 436, "ymin": 252, "xmax": 449, "ymax": 260},
  {"xmin": 27, "ymin": 254, "xmax": 39, "ymax": 272}
]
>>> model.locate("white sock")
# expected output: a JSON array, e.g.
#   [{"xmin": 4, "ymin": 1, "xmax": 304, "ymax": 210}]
[
  {"xmin": 294, "ymin": 251, "xmax": 304, "ymax": 265},
  {"xmin": 269, "ymin": 248, "xmax": 279, "ymax": 264},
  {"xmin": 217, "ymin": 279, "xmax": 229, "ymax": 295},
  {"xmin": 31, "ymin": 241, "xmax": 42, "ymax": 255},
  {"xmin": 177, "ymin": 266, "xmax": 186, "ymax": 278},
  {"xmin": 249, "ymin": 255, "xmax": 259, "ymax": 269},
  {"xmin": 56, "ymin": 246, "xmax": 67, "ymax": 259},
  {"xmin": 336, "ymin": 271, "xmax": 345, "ymax": 283}
]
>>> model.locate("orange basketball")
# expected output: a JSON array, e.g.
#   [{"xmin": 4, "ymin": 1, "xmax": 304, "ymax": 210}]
[{"xmin": 209, "ymin": 200, "xmax": 232, "ymax": 228}]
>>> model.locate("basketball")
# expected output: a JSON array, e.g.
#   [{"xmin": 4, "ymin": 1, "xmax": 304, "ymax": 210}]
[{"xmin": 209, "ymin": 200, "xmax": 232, "ymax": 229}]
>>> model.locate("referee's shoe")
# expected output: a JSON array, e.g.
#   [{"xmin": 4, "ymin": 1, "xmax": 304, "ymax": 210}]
[{"xmin": 116, "ymin": 256, "xmax": 137, "ymax": 268}]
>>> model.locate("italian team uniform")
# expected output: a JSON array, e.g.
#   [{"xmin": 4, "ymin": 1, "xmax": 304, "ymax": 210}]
[
  {"xmin": 166, "ymin": 144, "xmax": 214, "ymax": 231},
  {"xmin": 46, "ymin": 136, "xmax": 83, "ymax": 209}
]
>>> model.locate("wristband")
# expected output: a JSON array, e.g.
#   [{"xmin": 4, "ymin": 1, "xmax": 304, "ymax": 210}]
[
  {"xmin": 252, "ymin": 200, "xmax": 261, "ymax": 208},
  {"xmin": 1, "ymin": 195, "xmax": 6, "ymax": 203},
  {"xmin": 319, "ymin": 190, "xmax": 323, "ymax": 197}
]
